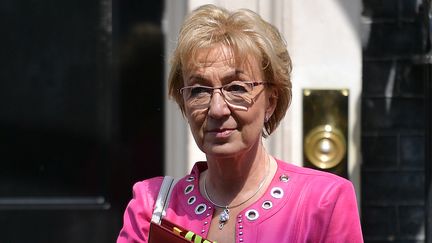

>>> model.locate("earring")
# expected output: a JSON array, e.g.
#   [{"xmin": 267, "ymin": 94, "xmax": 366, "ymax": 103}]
[{"xmin": 265, "ymin": 115, "xmax": 270, "ymax": 123}]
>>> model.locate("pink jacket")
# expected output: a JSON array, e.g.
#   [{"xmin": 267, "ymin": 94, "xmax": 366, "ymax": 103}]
[{"xmin": 117, "ymin": 159, "xmax": 363, "ymax": 243}]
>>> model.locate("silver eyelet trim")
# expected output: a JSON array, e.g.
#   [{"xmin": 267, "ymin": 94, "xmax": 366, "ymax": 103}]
[
  {"xmin": 184, "ymin": 184, "xmax": 194, "ymax": 194},
  {"xmin": 187, "ymin": 196, "xmax": 196, "ymax": 205},
  {"xmin": 279, "ymin": 174, "xmax": 289, "ymax": 182},
  {"xmin": 270, "ymin": 187, "xmax": 284, "ymax": 199},
  {"xmin": 186, "ymin": 176, "xmax": 195, "ymax": 182},
  {"xmin": 195, "ymin": 203, "xmax": 207, "ymax": 215},
  {"xmin": 262, "ymin": 200, "xmax": 273, "ymax": 210},
  {"xmin": 245, "ymin": 209, "xmax": 259, "ymax": 221}
]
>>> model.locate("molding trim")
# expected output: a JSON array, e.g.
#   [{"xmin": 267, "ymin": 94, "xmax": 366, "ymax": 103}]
[{"xmin": 163, "ymin": 0, "xmax": 190, "ymax": 178}]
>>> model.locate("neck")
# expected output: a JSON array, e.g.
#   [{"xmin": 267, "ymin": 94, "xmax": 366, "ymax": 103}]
[{"xmin": 203, "ymin": 143, "xmax": 271, "ymax": 206}]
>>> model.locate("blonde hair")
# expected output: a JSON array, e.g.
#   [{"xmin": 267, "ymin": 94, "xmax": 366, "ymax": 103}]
[{"xmin": 168, "ymin": 4, "xmax": 292, "ymax": 136}]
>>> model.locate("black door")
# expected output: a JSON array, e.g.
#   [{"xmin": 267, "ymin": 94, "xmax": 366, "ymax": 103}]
[
  {"xmin": 0, "ymin": 1, "xmax": 164, "ymax": 242},
  {"xmin": 427, "ymin": 64, "xmax": 432, "ymax": 243}
]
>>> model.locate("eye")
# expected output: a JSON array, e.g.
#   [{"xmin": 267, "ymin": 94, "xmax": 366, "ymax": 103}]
[
  {"xmin": 224, "ymin": 82, "xmax": 249, "ymax": 94},
  {"xmin": 189, "ymin": 86, "xmax": 212, "ymax": 97}
]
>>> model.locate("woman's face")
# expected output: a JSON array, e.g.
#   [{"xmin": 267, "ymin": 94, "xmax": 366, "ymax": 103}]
[{"xmin": 182, "ymin": 44, "xmax": 276, "ymax": 158}]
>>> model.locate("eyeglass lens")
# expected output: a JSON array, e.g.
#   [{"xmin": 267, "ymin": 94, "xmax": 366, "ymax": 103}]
[{"xmin": 181, "ymin": 81, "xmax": 263, "ymax": 109}]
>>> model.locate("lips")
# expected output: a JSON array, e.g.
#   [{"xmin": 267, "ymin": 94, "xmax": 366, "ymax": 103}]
[
  {"xmin": 206, "ymin": 128, "xmax": 236, "ymax": 138},
  {"xmin": 207, "ymin": 128, "xmax": 234, "ymax": 132}
]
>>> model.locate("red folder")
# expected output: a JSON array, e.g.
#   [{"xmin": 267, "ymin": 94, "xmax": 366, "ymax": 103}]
[{"xmin": 149, "ymin": 219, "xmax": 216, "ymax": 243}]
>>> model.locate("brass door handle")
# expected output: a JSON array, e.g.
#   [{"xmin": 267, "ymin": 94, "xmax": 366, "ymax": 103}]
[{"xmin": 304, "ymin": 124, "xmax": 347, "ymax": 169}]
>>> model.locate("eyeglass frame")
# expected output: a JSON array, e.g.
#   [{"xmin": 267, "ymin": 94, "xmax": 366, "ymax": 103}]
[{"xmin": 179, "ymin": 81, "xmax": 267, "ymax": 110}]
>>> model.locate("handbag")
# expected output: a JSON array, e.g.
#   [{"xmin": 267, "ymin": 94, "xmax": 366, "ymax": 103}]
[{"xmin": 148, "ymin": 176, "xmax": 217, "ymax": 243}]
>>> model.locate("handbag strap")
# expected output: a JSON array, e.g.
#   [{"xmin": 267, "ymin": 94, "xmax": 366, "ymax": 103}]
[{"xmin": 151, "ymin": 176, "xmax": 176, "ymax": 224}]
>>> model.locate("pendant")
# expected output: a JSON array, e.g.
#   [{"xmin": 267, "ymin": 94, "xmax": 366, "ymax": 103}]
[{"xmin": 218, "ymin": 208, "xmax": 230, "ymax": 230}]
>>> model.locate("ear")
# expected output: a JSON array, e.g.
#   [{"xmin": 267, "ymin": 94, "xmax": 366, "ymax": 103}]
[{"xmin": 265, "ymin": 88, "xmax": 278, "ymax": 120}]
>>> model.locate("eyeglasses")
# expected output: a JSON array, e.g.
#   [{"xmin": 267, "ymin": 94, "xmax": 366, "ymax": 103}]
[{"xmin": 179, "ymin": 81, "xmax": 266, "ymax": 110}]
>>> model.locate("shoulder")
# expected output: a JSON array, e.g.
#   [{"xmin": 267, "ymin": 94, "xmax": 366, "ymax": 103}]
[
  {"xmin": 131, "ymin": 176, "xmax": 165, "ymax": 198},
  {"xmin": 274, "ymin": 160, "xmax": 360, "ymax": 221},
  {"xmin": 119, "ymin": 176, "xmax": 166, "ymax": 219},
  {"xmin": 277, "ymin": 159, "xmax": 350, "ymax": 184},
  {"xmin": 125, "ymin": 176, "xmax": 165, "ymax": 212},
  {"xmin": 275, "ymin": 159, "xmax": 356, "ymax": 199}
]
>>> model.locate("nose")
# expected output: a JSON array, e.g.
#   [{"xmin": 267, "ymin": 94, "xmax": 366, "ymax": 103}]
[{"xmin": 207, "ymin": 89, "xmax": 231, "ymax": 119}]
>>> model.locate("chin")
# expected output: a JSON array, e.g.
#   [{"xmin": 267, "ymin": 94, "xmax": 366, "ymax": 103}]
[{"xmin": 201, "ymin": 142, "xmax": 247, "ymax": 158}]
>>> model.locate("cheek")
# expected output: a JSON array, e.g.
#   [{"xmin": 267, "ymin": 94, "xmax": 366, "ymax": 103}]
[
  {"xmin": 186, "ymin": 110, "xmax": 207, "ymax": 133},
  {"xmin": 239, "ymin": 105, "xmax": 266, "ymax": 133},
  {"xmin": 239, "ymin": 110, "xmax": 265, "ymax": 134}
]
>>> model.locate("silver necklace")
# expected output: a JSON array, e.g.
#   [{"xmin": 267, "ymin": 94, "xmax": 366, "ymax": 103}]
[{"xmin": 203, "ymin": 156, "xmax": 270, "ymax": 230}]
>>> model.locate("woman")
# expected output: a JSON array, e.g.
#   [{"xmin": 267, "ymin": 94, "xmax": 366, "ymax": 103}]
[{"xmin": 118, "ymin": 4, "xmax": 363, "ymax": 243}]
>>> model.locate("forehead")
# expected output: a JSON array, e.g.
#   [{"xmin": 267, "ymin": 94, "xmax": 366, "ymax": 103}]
[{"xmin": 183, "ymin": 44, "xmax": 261, "ymax": 78}]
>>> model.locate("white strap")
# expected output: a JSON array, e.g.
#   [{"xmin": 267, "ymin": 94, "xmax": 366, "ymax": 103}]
[{"xmin": 151, "ymin": 176, "xmax": 176, "ymax": 224}]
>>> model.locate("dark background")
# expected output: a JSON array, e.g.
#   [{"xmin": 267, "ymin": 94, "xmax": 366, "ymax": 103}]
[
  {"xmin": 361, "ymin": 0, "xmax": 431, "ymax": 242},
  {"xmin": 0, "ymin": 0, "xmax": 164, "ymax": 242}
]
